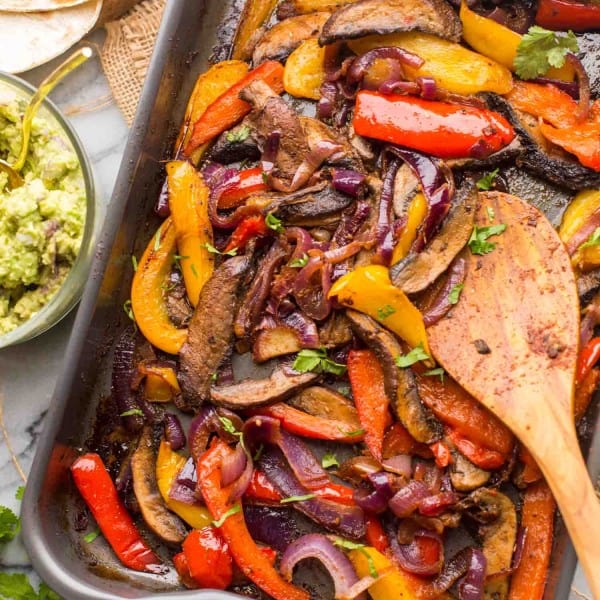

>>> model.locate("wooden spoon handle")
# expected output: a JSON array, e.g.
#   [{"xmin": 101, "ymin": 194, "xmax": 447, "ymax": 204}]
[{"xmin": 531, "ymin": 421, "xmax": 600, "ymax": 597}]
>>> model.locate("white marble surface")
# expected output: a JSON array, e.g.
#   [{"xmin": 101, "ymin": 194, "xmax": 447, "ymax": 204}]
[{"xmin": 0, "ymin": 27, "xmax": 593, "ymax": 600}]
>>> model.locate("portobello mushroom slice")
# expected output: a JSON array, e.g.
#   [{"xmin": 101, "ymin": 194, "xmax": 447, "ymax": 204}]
[
  {"xmin": 448, "ymin": 444, "xmax": 491, "ymax": 492},
  {"xmin": 131, "ymin": 427, "xmax": 188, "ymax": 545},
  {"xmin": 346, "ymin": 310, "xmax": 442, "ymax": 443},
  {"xmin": 253, "ymin": 12, "xmax": 331, "ymax": 65},
  {"xmin": 483, "ymin": 93, "xmax": 600, "ymax": 191},
  {"xmin": 178, "ymin": 255, "xmax": 251, "ymax": 412},
  {"xmin": 319, "ymin": 0, "xmax": 462, "ymax": 46},
  {"xmin": 470, "ymin": 488, "xmax": 517, "ymax": 600},
  {"xmin": 390, "ymin": 180, "xmax": 477, "ymax": 295},
  {"xmin": 253, "ymin": 326, "xmax": 303, "ymax": 363},
  {"xmin": 289, "ymin": 385, "xmax": 360, "ymax": 426},
  {"xmin": 208, "ymin": 121, "xmax": 261, "ymax": 164},
  {"xmin": 445, "ymin": 137, "xmax": 522, "ymax": 171},
  {"xmin": 210, "ymin": 367, "xmax": 318, "ymax": 409}
]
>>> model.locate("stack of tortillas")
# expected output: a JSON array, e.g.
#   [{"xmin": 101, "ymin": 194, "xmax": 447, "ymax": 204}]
[{"xmin": 0, "ymin": 0, "xmax": 103, "ymax": 74}]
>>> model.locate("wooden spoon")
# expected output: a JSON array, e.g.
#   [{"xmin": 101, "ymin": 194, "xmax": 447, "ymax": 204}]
[{"xmin": 427, "ymin": 191, "xmax": 600, "ymax": 595}]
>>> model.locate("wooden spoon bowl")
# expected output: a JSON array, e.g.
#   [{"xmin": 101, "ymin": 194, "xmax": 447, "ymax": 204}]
[{"xmin": 427, "ymin": 191, "xmax": 600, "ymax": 595}]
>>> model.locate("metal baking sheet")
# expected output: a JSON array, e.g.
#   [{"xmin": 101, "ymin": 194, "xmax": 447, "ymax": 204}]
[{"xmin": 20, "ymin": 1, "xmax": 600, "ymax": 598}]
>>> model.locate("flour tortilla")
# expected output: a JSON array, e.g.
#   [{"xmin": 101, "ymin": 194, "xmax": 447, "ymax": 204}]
[
  {"xmin": 0, "ymin": 0, "xmax": 89, "ymax": 11},
  {"xmin": 0, "ymin": 0, "xmax": 102, "ymax": 73}
]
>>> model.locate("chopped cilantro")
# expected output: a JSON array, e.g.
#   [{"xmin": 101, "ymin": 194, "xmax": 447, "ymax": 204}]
[
  {"xmin": 190, "ymin": 263, "xmax": 199, "ymax": 278},
  {"xmin": 123, "ymin": 299, "xmax": 134, "ymax": 322},
  {"xmin": 0, "ymin": 506, "xmax": 20, "ymax": 543},
  {"xmin": 153, "ymin": 226, "xmax": 162, "ymax": 251},
  {"xmin": 448, "ymin": 283, "xmax": 464, "ymax": 305},
  {"xmin": 120, "ymin": 408, "xmax": 143, "ymax": 418},
  {"xmin": 280, "ymin": 494, "xmax": 316, "ymax": 504},
  {"xmin": 468, "ymin": 224, "xmax": 507, "ymax": 255},
  {"xmin": 339, "ymin": 427, "xmax": 365, "ymax": 437},
  {"xmin": 423, "ymin": 367, "xmax": 445, "ymax": 382},
  {"xmin": 292, "ymin": 348, "xmax": 347, "ymax": 376},
  {"xmin": 173, "ymin": 254, "xmax": 189, "ymax": 266},
  {"xmin": 226, "ymin": 125, "xmax": 251, "ymax": 143},
  {"xmin": 289, "ymin": 254, "xmax": 309, "ymax": 268},
  {"xmin": 514, "ymin": 26, "xmax": 579, "ymax": 79},
  {"xmin": 0, "ymin": 573, "xmax": 61, "ymax": 600},
  {"xmin": 321, "ymin": 453, "xmax": 339, "ymax": 469},
  {"xmin": 210, "ymin": 372, "xmax": 218, "ymax": 382},
  {"xmin": 333, "ymin": 538, "xmax": 378, "ymax": 578},
  {"xmin": 377, "ymin": 304, "xmax": 396, "ymax": 320},
  {"xmin": 253, "ymin": 444, "xmax": 264, "ymax": 462},
  {"xmin": 262, "ymin": 172, "xmax": 269, "ymax": 184},
  {"xmin": 202, "ymin": 242, "xmax": 238, "ymax": 257},
  {"xmin": 15, "ymin": 486, "xmax": 24, "ymax": 501},
  {"xmin": 476, "ymin": 168, "xmax": 499, "ymax": 191},
  {"xmin": 395, "ymin": 344, "xmax": 431, "ymax": 368},
  {"xmin": 265, "ymin": 213, "xmax": 284, "ymax": 233},
  {"xmin": 131, "ymin": 255, "xmax": 138, "ymax": 272},
  {"xmin": 218, "ymin": 416, "xmax": 241, "ymax": 437},
  {"xmin": 487, "ymin": 206, "xmax": 495, "ymax": 221},
  {"xmin": 212, "ymin": 504, "xmax": 241, "ymax": 527},
  {"xmin": 580, "ymin": 227, "xmax": 600, "ymax": 249},
  {"xmin": 83, "ymin": 529, "xmax": 100, "ymax": 543}
]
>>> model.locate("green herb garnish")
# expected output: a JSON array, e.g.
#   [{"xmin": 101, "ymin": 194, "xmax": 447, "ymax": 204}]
[
  {"xmin": 476, "ymin": 168, "xmax": 499, "ymax": 191},
  {"xmin": 154, "ymin": 226, "xmax": 162, "ymax": 251},
  {"xmin": 395, "ymin": 344, "xmax": 431, "ymax": 368},
  {"xmin": 289, "ymin": 253, "xmax": 309, "ymax": 268},
  {"xmin": 321, "ymin": 453, "xmax": 339, "ymax": 469},
  {"xmin": 377, "ymin": 304, "xmax": 396, "ymax": 320},
  {"xmin": 487, "ymin": 206, "xmax": 495, "ymax": 221},
  {"xmin": 580, "ymin": 227, "xmax": 600, "ymax": 249},
  {"xmin": 423, "ymin": 367, "xmax": 445, "ymax": 382},
  {"xmin": 131, "ymin": 255, "xmax": 138, "ymax": 272},
  {"xmin": 280, "ymin": 494, "xmax": 316, "ymax": 504},
  {"xmin": 265, "ymin": 213, "xmax": 284, "ymax": 233},
  {"xmin": 212, "ymin": 504, "xmax": 242, "ymax": 527},
  {"xmin": 123, "ymin": 299, "xmax": 134, "ymax": 322},
  {"xmin": 448, "ymin": 283, "xmax": 464, "ymax": 305},
  {"xmin": 339, "ymin": 427, "xmax": 365, "ymax": 437},
  {"xmin": 468, "ymin": 224, "xmax": 507, "ymax": 255},
  {"xmin": 0, "ymin": 573, "xmax": 61, "ymax": 600},
  {"xmin": 0, "ymin": 506, "xmax": 20, "ymax": 543},
  {"xmin": 333, "ymin": 538, "xmax": 378, "ymax": 578},
  {"xmin": 226, "ymin": 125, "xmax": 251, "ymax": 143},
  {"xmin": 514, "ymin": 26, "xmax": 578, "ymax": 79},
  {"xmin": 173, "ymin": 254, "xmax": 189, "ymax": 266},
  {"xmin": 202, "ymin": 242, "xmax": 238, "ymax": 257},
  {"xmin": 15, "ymin": 486, "xmax": 25, "ymax": 501},
  {"xmin": 120, "ymin": 408, "xmax": 143, "ymax": 418},
  {"xmin": 83, "ymin": 529, "xmax": 100, "ymax": 543},
  {"xmin": 293, "ymin": 348, "xmax": 347, "ymax": 376}
]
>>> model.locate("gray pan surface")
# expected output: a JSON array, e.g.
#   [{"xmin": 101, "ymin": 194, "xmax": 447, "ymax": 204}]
[{"xmin": 20, "ymin": 0, "xmax": 600, "ymax": 598}]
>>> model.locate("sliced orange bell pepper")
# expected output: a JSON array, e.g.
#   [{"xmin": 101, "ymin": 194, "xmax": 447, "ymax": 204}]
[
  {"xmin": 166, "ymin": 160, "xmax": 214, "ymax": 306},
  {"xmin": 71, "ymin": 453, "xmax": 163, "ymax": 573},
  {"xmin": 347, "ymin": 349, "xmax": 390, "ymax": 461},
  {"xmin": 182, "ymin": 527, "xmax": 233, "ymax": 590},
  {"xmin": 574, "ymin": 367, "xmax": 600, "ymax": 423},
  {"xmin": 416, "ymin": 373, "xmax": 514, "ymax": 457},
  {"xmin": 173, "ymin": 552, "xmax": 197, "ymax": 589},
  {"xmin": 329, "ymin": 265, "xmax": 430, "ymax": 354},
  {"xmin": 156, "ymin": 440, "xmax": 213, "ymax": 530},
  {"xmin": 131, "ymin": 219, "xmax": 187, "ymax": 355},
  {"xmin": 138, "ymin": 363, "xmax": 181, "ymax": 403},
  {"xmin": 508, "ymin": 481, "xmax": 556, "ymax": 600},
  {"xmin": 538, "ymin": 121, "xmax": 600, "ymax": 172},
  {"xmin": 184, "ymin": 61, "xmax": 285, "ymax": 156},
  {"xmin": 382, "ymin": 422, "xmax": 432, "ymax": 459},
  {"xmin": 518, "ymin": 446, "xmax": 543, "ymax": 486},
  {"xmin": 365, "ymin": 515, "xmax": 389, "ymax": 554},
  {"xmin": 176, "ymin": 60, "xmax": 249, "ymax": 163},
  {"xmin": 232, "ymin": 0, "xmax": 278, "ymax": 60},
  {"xmin": 197, "ymin": 440, "xmax": 309, "ymax": 600}
]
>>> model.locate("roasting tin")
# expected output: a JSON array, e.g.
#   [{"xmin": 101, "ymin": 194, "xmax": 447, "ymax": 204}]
[{"xmin": 20, "ymin": 1, "xmax": 600, "ymax": 598}]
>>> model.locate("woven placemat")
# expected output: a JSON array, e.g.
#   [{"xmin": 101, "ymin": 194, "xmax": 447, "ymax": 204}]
[{"xmin": 100, "ymin": 0, "xmax": 166, "ymax": 124}]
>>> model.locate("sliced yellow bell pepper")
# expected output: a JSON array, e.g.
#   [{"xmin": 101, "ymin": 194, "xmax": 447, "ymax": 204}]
[
  {"xmin": 328, "ymin": 265, "xmax": 430, "ymax": 354},
  {"xmin": 392, "ymin": 193, "xmax": 427, "ymax": 264},
  {"xmin": 290, "ymin": 0, "xmax": 358, "ymax": 13},
  {"xmin": 348, "ymin": 32, "xmax": 512, "ymax": 96},
  {"xmin": 131, "ymin": 219, "xmax": 188, "ymax": 355},
  {"xmin": 166, "ymin": 160, "xmax": 214, "ymax": 307},
  {"xmin": 284, "ymin": 38, "xmax": 326, "ymax": 101},
  {"xmin": 559, "ymin": 189, "xmax": 600, "ymax": 245},
  {"xmin": 232, "ymin": 0, "xmax": 279, "ymax": 60},
  {"xmin": 459, "ymin": 1, "xmax": 573, "ymax": 81},
  {"xmin": 156, "ymin": 440, "xmax": 213, "ymax": 530},
  {"xmin": 348, "ymin": 546, "xmax": 452, "ymax": 600},
  {"xmin": 175, "ymin": 60, "xmax": 249, "ymax": 163},
  {"xmin": 138, "ymin": 364, "xmax": 181, "ymax": 403}
]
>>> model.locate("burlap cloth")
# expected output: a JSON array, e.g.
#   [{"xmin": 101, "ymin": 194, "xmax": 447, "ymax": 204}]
[{"xmin": 99, "ymin": 0, "xmax": 166, "ymax": 124}]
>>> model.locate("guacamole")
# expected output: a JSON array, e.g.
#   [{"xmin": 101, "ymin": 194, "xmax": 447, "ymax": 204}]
[{"xmin": 0, "ymin": 92, "xmax": 86, "ymax": 335}]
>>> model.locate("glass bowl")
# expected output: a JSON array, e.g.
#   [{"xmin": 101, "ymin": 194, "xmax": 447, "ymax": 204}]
[{"xmin": 0, "ymin": 71, "xmax": 97, "ymax": 348}]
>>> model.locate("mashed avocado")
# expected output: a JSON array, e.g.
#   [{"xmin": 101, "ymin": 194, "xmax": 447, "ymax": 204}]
[{"xmin": 0, "ymin": 92, "xmax": 85, "ymax": 335}]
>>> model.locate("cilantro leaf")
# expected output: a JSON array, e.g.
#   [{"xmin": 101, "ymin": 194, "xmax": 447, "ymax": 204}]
[
  {"xmin": 38, "ymin": 583, "xmax": 61, "ymax": 600},
  {"xmin": 265, "ymin": 213, "xmax": 284, "ymax": 233},
  {"xmin": 15, "ymin": 487, "xmax": 25, "ymax": 501},
  {"xmin": 476, "ymin": 168, "xmax": 499, "ymax": 191},
  {"xmin": 212, "ymin": 504, "xmax": 241, "ymax": 527},
  {"xmin": 292, "ymin": 348, "xmax": 347, "ymax": 376},
  {"xmin": 468, "ymin": 224, "xmax": 507, "ymax": 255},
  {"xmin": 395, "ymin": 344, "xmax": 430, "ymax": 368},
  {"xmin": 338, "ymin": 427, "xmax": 365, "ymax": 437},
  {"xmin": 289, "ymin": 253, "xmax": 309, "ymax": 268},
  {"xmin": 218, "ymin": 416, "xmax": 242, "ymax": 437},
  {"xmin": 376, "ymin": 304, "xmax": 396, "ymax": 320},
  {"xmin": 280, "ymin": 494, "xmax": 316, "ymax": 504},
  {"xmin": 123, "ymin": 299, "xmax": 134, "ymax": 322},
  {"xmin": 448, "ymin": 283, "xmax": 464, "ymax": 305},
  {"xmin": 580, "ymin": 227, "xmax": 600, "ymax": 249},
  {"xmin": 153, "ymin": 227, "xmax": 162, "ymax": 251},
  {"xmin": 0, "ymin": 506, "xmax": 20, "ymax": 543},
  {"xmin": 131, "ymin": 255, "xmax": 138, "ymax": 272},
  {"xmin": 120, "ymin": 408, "xmax": 143, "ymax": 418},
  {"xmin": 514, "ymin": 26, "xmax": 579, "ymax": 79},
  {"xmin": 83, "ymin": 529, "xmax": 100, "ymax": 543},
  {"xmin": 423, "ymin": 367, "xmax": 445, "ymax": 382},
  {"xmin": 487, "ymin": 206, "xmax": 495, "ymax": 221},
  {"xmin": 202, "ymin": 242, "xmax": 238, "ymax": 257},
  {"xmin": 0, "ymin": 573, "xmax": 37, "ymax": 600},
  {"xmin": 333, "ymin": 539, "xmax": 378, "ymax": 578},
  {"xmin": 226, "ymin": 125, "xmax": 251, "ymax": 143},
  {"xmin": 321, "ymin": 453, "xmax": 339, "ymax": 469}
]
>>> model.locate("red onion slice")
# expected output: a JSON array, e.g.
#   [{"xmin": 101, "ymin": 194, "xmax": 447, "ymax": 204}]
[
  {"xmin": 221, "ymin": 443, "xmax": 248, "ymax": 488},
  {"xmin": 387, "ymin": 523, "xmax": 444, "ymax": 577},
  {"xmin": 382, "ymin": 454, "xmax": 412, "ymax": 478},
  {"xmin": 164, "ymin": 413, "xmax": 186, "ymax": 451},
  {"xmin": 169, "ymin": 457, "xmax": 200, "ymax": 506},
  {"xmin": 422, "ymin": 257, "xmax": 468, "ymax": 327},
  {"xmin": 347, "ymin": 47, "xmax": 424, "ymax": 86},
  {"xmin": 389, "ymin": 480, "xmax": 430, "ymax": 518},
  {"xmin": 332, "ymin": 169, "xmax": 366, "ymax": 197},
  {"xmin": 566, "ymin": 53, "xmax": 591, "ymax": 123}
]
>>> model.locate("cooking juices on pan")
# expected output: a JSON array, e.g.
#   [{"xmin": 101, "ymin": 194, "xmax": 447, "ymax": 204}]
[{"xmin": 70, "ymin": 0, "xmax": 600, "ymax": 598}]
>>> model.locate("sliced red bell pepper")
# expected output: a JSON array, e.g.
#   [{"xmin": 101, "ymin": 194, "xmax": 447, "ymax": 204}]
[
  {"xmin": 261, "ymin": 546, "xmax": 278, "ymax": 566},
  {"xmin": 576, "ymin": 336, "xmax": 600, "ymax": 384},
  {"xmin": 539, "ymin": 121, "xmax": 600, "ymax": 172},
  {"xmin": 365, "ymin": 514, "xmax": 389, "ymax": 553},
  {"xmin": 347, "ymin": 349, "xmax": 390, "ymax": 461},
  {"xmin": 218, "ymin": 167, "xmax": 268, "ymax": 210},
  {"xmin": 70, "ymin": 453, "xmax": 162, "ymax": 573},
  {"xmin": 224, "ymin": 214, "xmax": 269, "ymax": 253},
  {"xmin": 518, "ymin": 446, "xmax": 543, "ymax": 486},
  {"xmin": 430, "ymin": 440, "xmax": 452, "ymax": 468},
  {"xmin": 575, "ymin": 367, "xmax": 600, "ymax": 423},
  {"xmin": 184, "ymin": 61, "xmax": 285, "ymax": 156},
  {"xmin": 197, "ymin": 439, "xmax": 309, "ymax": 600},
  {"xmin": 256, "ymin": 403, "xmax": 365, "ymax": 443},
  {"xmin": 352, "ymin": 90, "xmax": 515, "ymax": 159},
  {"xmin": 182, "ymin": 527, "xmax": 233, "ymax": 590},
  {"xmin": 173, "ymin": 552, "xmax": 198, "ymax": 589},
  {"xmin": 446, "ymin": 427, "xmax": 506, "ymax": 470},
  {"xmin": 535, "ymin": 0, "xmax": 600, "ymax": 31},
  {"xmin": 382, "ymin": 422, "xmax": 432, "ymax": 459}
]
